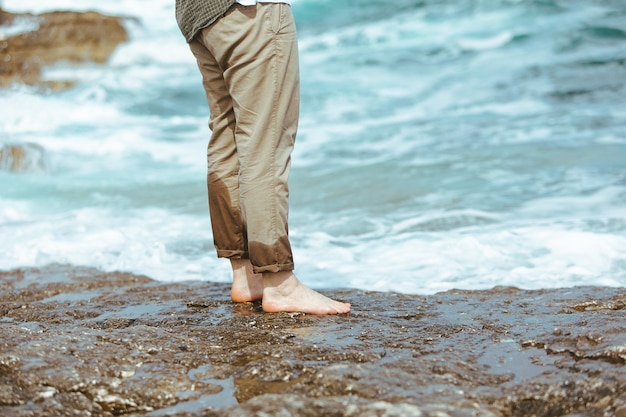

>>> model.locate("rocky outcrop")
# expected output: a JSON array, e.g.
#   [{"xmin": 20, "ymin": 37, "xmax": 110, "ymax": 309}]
[
  {"xmin": 0, "ymin": 8, "xmax": 128, "ymax": 90},
  {"xmin": 1, "ymin": 264, "xmax": 625, "ymax": 416}
]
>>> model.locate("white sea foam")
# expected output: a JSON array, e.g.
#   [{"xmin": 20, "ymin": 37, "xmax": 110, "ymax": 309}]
[
  {"xmin": 456, "ymin": 31, "xmax": 513, "ymax": 51},
  {"xmin": 1, "ymin": 92, "xmax": 122, "ymax": 136},
  {"xmin": 295, "ymin": 223, "xmax": 626, "ymax": 294},
  {"xmin": 3, "ymin": 0, "xmax": 175, "ymax": 25},
  {"xmin": 0, "ymin": 15, "xmax": 39, "ymax": 38},
  {"xmin": 0, "ymin": 204, "xmax": 230, "ymax": 283}
]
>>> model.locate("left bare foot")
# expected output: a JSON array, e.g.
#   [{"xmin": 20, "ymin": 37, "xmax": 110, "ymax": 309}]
[{"xmin": 230, "ymin": 259, "xmax": 263, "ymax": 302}]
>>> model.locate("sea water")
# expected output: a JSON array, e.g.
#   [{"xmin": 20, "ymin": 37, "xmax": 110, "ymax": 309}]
[{"xmin": 1, "ymin": 0, "xmax": 625, "ymax": 294}]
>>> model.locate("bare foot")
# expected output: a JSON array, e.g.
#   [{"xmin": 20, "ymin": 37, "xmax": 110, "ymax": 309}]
[
  {"xmin": 230, "ymin": 259, "xmax": 263, "ymax": 303},
  {"xmin": 261, "ymin": 271, "xmax": 351, "ymax": 315}
]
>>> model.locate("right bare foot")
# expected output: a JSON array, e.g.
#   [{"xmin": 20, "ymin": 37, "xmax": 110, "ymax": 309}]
[{"xmin": 261, "ymin": 271, "xmax": 351, "ymax": 315}]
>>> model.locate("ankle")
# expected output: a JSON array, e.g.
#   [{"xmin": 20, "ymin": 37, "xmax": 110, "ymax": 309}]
[
  {"xmin": 230, "ymin": 258, "xmax": 247, "ymax": 272},
  {"xmin": 262, "ymin": 271, "xmax": 298, "ymax": 293}
]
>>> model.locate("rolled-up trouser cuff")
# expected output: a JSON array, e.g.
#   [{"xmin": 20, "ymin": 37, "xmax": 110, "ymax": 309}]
[
  {"xmin": 252, "ymin": 262, "xmax": 295, "ymax": 274},
  {"xmin": 216, "ymin": 249, "xmax": 249, "ymax": 259}
]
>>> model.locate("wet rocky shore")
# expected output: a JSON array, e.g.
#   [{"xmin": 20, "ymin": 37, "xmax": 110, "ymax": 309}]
[{"xmin": 0, "ymin": 265, "xmax": 624, "ymax": 416}]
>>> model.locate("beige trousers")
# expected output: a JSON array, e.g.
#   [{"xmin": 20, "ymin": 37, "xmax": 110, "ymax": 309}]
[{"xmin": 189, "ymin": 3, "xmax": 299, "ymax": 273}]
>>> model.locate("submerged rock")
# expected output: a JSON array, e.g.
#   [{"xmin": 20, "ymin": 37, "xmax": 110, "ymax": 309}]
[
  {"xmin": 0, "ymin": 265, "xmax": 624, "ymax": 416},
  {"xmin": 0, "ymin": 142, "xmax": 48, "ymax": 173},
  {"xmin": 0, "ymin": 8, "xmax": 129, "ymax": 90}
]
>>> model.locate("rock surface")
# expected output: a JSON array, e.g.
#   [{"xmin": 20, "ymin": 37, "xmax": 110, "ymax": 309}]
[
  {"xmin": 0, "ymin": 8, "xmax": 128, "ymax": 90},
  {"xmin": 0, "ymin": 264, "xmax": 624, "ymax": 416}
]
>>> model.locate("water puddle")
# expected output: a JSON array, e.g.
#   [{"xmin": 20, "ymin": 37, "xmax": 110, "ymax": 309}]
[
  {"xmin": 145, "ymin": 378, "xmax": 238, "ymax": 416},
  {"xmin": 477, "ymin": 338, "xmax": 551, "ymax": 383},
  {"xmin": 40, "ymin": 290, "xmax": 101, "ymax": 304},
  {"xmin": 91, "ymin": 303, "xmax": 173, "ymax": 321},
  {"xmin": 143, "ymin": 364, "xmax": 240, "ymax": 416}
]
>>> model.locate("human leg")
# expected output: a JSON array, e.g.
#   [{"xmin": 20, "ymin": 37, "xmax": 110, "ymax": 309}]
[
  {"xmin": 190, "ymin": 28, "xmax": 262, "ymax": 300},
  {"xmin": 189, "ymin": 36, "xmax": 247, "ymax": 261}
]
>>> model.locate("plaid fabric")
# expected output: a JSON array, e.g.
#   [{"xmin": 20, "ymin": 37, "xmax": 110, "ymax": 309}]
[{"xmin": 175, "ymin": 0, "xmax": 236, "ymax": 42}]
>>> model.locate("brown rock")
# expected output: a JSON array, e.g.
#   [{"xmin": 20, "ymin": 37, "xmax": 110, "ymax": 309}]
[{"xmin": 0, "ymin": 8, "xmax": 129, "ymax": 90}]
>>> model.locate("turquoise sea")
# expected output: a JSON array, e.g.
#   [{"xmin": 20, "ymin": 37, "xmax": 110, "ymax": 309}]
[{"xmin": 1, "ymin": 0, "xmax": 626, "ymax": 294}]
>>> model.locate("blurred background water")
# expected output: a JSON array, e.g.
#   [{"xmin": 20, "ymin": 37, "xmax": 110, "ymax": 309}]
[{"xmin": 1, "ymin": 0, "xmax": 625, "ymax": 294}]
